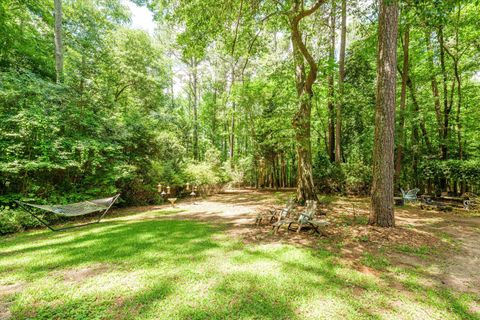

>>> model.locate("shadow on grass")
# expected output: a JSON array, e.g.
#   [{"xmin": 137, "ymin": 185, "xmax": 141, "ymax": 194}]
[
  {"xmin": 359, "ymin": 250, "xmax": 480, "ymax": 320},
  {"xmin": 25, "ymin": 280, "xmax": 174, "ymax": 320},
  {"xmin": 2, "ymin": 212, "xmax": 479, "ymax": 319},
  {"xmin": 175, "ymin": 273, "xmax": 298, "ymax": 320},
  {"xmin": 0, "ymin": 220, "xmax": 220, "ymax": 279}
]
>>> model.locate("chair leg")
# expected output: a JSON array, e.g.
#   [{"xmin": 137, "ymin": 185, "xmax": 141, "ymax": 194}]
[
  {"xmin": 287, "ymin": 222, "xmax": 294, "ymax": 234},
  {"xmin": 297, "ymin": 223, "xmax": 303, "ymax": 233},
  {"xmin": 273, "ymin": 224, "xmax": 279, "ymax": 235}
]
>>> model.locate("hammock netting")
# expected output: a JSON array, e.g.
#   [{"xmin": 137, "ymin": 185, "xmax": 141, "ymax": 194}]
[{"xmin": 18, "ymin": 196, "xmax": 118, "ymax": 217}]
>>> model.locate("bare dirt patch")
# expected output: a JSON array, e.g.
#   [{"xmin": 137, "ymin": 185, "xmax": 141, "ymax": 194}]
[
  {"xmin": 0, "ymin": 283, "xmax": 25, "ymax": 320},
  {"xmin": 117, "ymin": 189, "xmax": 480, "ymax": 296},
  {"xmin": 58, "ymin": 264, "xmax": 110, "ymax": 283},
  {"xmin": 0, "ymin": 302, "xmax": 12, "ymax": 320},
  {"xmin": 0, "ymin": 283, "xmax": 24, "ymax": 298}
]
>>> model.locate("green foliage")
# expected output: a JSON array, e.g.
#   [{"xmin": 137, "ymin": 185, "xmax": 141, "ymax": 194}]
[
  {"xmin": 420, "ymin": 160, "xmax": 480, "ymax": 191},
  {"xmin": 342, "ymin": 161, "xmax": 373, "ymax": 195},
  {"xmin": 0, "ymin": 0, "xmax": 183, "ymax": 226},
  {"xmin": 0, "ymin": 206, "xmax": 46, "ymax": 235},
  {"xmin": 313, "ymin": 154, "xmax": 345, "ymax": 193},
  {"xmin": 313, "ymin": 155, "xmax": 372, "ymax": 195},
  {"xmin": 2, "ymin": 0, "xmax": 480, "ymax": 234},
  {"xmin": 2, "ymin": 202, "xmax": 476, "ymax": 319},
  {"xmin": 184, "ymin": 148, "xmax": 231, "ymax": 187},
  {"xmin": 0, "ymin": 208, "xmax": 20, "ymax": 235}
]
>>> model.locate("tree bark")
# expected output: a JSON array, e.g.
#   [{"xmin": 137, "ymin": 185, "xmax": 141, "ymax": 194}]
[
  {"xmin": 411, "ymin": 119, "xmax": 420, "ymax": 189},
  {"xmin": 289, "ymin": 0, "xmax": 327, "ymax": 202},
  {"xmin": 335, "ymin": 0, "xmax": 346, "ymax": 164},
  {"xmin": 444, "ymin": 5, "xmax": 463, "ymax": 161},
  {"xmin": 426, "ymin": 33, "xmax": 444, "ymax": 146},
  {"xmin": 438, "ymin": 27, "xmax": 453, "ymax": 161},
  {"xmin": 230, "ymin": 101, "xmax": 236, "ymax": 168},
  {"xmin": 228, "ymin": 65, "xmax": 236, "ymax": 168},
  {"xmin": 453, "ymin": 60, "xmax": 462, "ymax": 160},
  {"xmin": 405, "ymin": 76, "xmax": 432, "ymax": 152},
  {"xmin": 192, "ymin": 58, "xmax": 199, "ymax": 160},
  {"xmin": 369, "ymin": 0, "xmax": 399, "ymax": 228},
  {"xmin": 54, "ymin": 0, "xmax": 63, "ymax": 83},
  {"xmin": 394, "ymin": 25, "xmax": 409, "ymax": 187},
  {"xmin": 327, "ymin": 0, "xmax": 336, "ymax": 162}
]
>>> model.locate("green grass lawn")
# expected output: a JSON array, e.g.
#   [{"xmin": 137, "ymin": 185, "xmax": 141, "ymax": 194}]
[{"xmin": 1, "ymin": 209, "xmax": 479, "ymax": 319}]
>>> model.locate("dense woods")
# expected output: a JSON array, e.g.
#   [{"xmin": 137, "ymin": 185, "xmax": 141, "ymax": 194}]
[{"xmin": 1, "ymin": 0, "xmax": 480, "ymax": 233}]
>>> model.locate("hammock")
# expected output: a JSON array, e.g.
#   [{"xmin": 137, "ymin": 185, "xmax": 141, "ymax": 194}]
[{"xmin": 16, "ymin": 194, "xmax": 120, "ymax": 231}]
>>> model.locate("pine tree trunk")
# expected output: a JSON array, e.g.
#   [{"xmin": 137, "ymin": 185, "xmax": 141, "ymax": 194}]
[
  {"xmin": 335, "ymin": 0, "xmax": 346, "ymax": 164},
  {"xmin": 54, "ymin": 0, "xmax": 63, "ymax": 83},
  {"xmin": 369, "ymin": 0, "xmax": 399, "ymax": 228}
]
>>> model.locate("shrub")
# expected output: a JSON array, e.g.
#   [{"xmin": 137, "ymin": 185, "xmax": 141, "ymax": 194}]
[
  {"xmin": 0, "ymin": 205, "xmax": 49, "ymax": 235},
  {"xmin": 313, "ymin": 154, "xmax": 345, "ymax": 193},
  {"xmin": 313, "ymin": 155, "xmax": 372, "ymax": 195},
  {"xmin": 342, "ymin": 162, "xmax": 372, "ymax": 195},
  {"xmin": 419, "ymin": 159, "xmax": 480, "ymax": 193},
  {"xmin": 0, "ymin": 208, "xmax": 20, "ymax": 235},
  {"xmin": 184, "ymin": 162, "xmax": 220, "ymax": 186},
  {"xmin": 233, "ymin": 156, "xmax": 257, "ymax": 186},
  {"xmin": 183, "ymin": 148, "xmax": 231, "ymax": 195}
]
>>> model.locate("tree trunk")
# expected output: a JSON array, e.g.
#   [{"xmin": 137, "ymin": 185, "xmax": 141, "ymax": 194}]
[
  {"xmin": 192, "ymin": 58, "xmax": 199, "ymax": 160},
  {"xmin": 445, "ymin": 6, "xmax": 463, "ymax": 161},
  {"xmin": 228, "ymin": 65, "xmax": 236, "ymax": 168},
  {"xmin": 438, "ymin": 27, "xmax": 456, "ymax": 192},
  {"xmin": 412, "ymin": 121, "xmax": 420, "ymax": 190},
  {"xmin": 212, "ymin": 86, "xmax": 217, "ymax": 145},
  {"xmin": 426, "ymin": 33, "xmax": 444, "ymax": 150},
  {"xmin": 454, "ymin": 61, "xmax": 462, "ymax": 161},
  {"xmin": 54, "ymin": 0, "xmax": 63, "ymax": 83},
  {"xmin": 406, "ymin": 76, "xmax": 432, "ymax": 152},
  {"xmin": 369, "ymin": 0, "xmax": 399, "ymax": 228},
  {"xmin": 394, "ymin": 25, "xmax": 409, "ymax": 188},
  {"xmin": 327, "ymin": 0, "xmax": 336, "ymax": 162},
  {"xmin": 223, "ymin": 122, "xmax": 228, "ymax": 160},
  {"xmin": 451, "ymin": 6, "xmax": 464, "ymax": 192},
  {"xmin": 229, "ymin": 101, "xmax": 235, "ymax": 168},
  {"xmin": 335, "ymin": 0, "xmax": 346, "ymax": 164},
  {"xmin": 293, "ymin": 97, "xmax": 316, "ymax": 201},
  {"xmin": 438, "ymin": 27, "xmax": 451, "ymax": 161},
  {"xmin": 289, "ymin": 0, "xmax": 326, "ymax": 202}
]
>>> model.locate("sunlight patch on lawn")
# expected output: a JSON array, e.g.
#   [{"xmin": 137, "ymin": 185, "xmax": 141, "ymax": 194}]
[{"xmin": 1, "ymin": 216, "xmax": 479, "ymax": 319}]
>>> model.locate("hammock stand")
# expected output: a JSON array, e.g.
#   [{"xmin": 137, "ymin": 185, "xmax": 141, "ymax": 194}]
[{"xmin": 15, "ymin": 194, "xmax": 120, "ymax": 232}]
